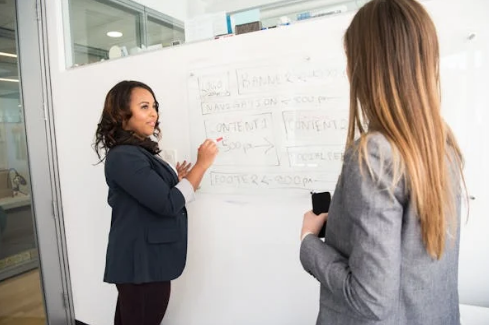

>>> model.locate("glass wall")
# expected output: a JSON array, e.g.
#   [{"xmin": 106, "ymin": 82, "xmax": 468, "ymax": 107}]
[
  {"xmin": 255, "ymin": 0, "xmax": 370, "ymax": 28},
  {"xmin": 147, "ymin": 16, "xmax": 185, "ymax": 47},
  {"xmin": 184, "ymin": 0, "xmax": 370, "ymax": 41},
  {"xmin": 0, "ymin": 0, "xmax": 36, "ymax": 281},
  {"xmin": 66, "ymin": 0, "xmax": 184, "ymax": 67},
  {"xmin": 64, "ymin": 0, "xmax": 373, "ymax": 68},
  {"xmin": 69, "ymin": 0, "xmax": 142, "ymax": 65},
  {"xmin": 0, "ymin": 0, "xmax": 46, "ymax": 323}
]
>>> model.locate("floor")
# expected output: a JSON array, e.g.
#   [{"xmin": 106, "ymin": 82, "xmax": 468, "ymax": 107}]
[{"xmin": 0, "ymin": 269, "xmax": 46, "ymax": 325}]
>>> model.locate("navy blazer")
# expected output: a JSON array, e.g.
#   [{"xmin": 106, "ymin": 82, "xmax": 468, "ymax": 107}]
[{"xmin": 103, "ymin": 145, "xmax": 188, "ymax": 284}]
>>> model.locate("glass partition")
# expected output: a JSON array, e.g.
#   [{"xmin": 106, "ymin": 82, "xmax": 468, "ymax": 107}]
[
  {"xmin": 65, "ymin": 0, "xmax": 184, "ymax": 67},
  {"xmin": 64, "ymin": 0, "xmax": 371, "ymax": 68},
  {"xmin": 69, "ymin": 0, "xmax": 142, "ymax": 65},
  {"xmin": 147, "ymin": 16, "xmax": 185, "ymax": 48},
  {"xmin": 0, "ymin": 0, "xmax": 46, "ymax": 323}
]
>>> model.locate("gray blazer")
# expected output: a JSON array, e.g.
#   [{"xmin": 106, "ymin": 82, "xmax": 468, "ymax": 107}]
[{"xmin": 300, "ymin": 133, "xmax": 461, "ymax": 325}]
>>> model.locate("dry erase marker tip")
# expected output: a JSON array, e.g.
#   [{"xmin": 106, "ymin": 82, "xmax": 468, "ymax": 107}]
[{"xmin": 215, "ymin": 137, "xmax": 223, "ymax": 142}]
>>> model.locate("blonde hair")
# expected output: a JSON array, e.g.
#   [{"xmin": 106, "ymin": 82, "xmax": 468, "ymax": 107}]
[{"xmin": 344, "ymin": 0, "xmax": 465, "ymax": 259}]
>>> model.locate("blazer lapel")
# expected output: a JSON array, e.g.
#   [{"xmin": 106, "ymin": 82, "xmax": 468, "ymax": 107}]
[
  {"xmin": 138, "ymin": 147, "xmax": 178, "ymax": 184},
  {"xmin": 155, "ymin": 156, "xmax": 178, "ymax": 183}
]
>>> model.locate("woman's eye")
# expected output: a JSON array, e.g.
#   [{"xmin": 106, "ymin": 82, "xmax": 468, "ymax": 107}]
[{"xmin": 141, "ymin": 105, "xmax": 148, "ymax": 109}]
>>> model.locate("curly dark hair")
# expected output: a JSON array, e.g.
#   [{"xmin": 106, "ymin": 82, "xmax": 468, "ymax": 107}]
[{"xmin": 94, "ymin": 80, "xmax": 161, "ymax": 161}]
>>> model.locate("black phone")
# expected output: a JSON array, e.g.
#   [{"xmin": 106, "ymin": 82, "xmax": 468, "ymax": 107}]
[{"xmin": 311, "ymin": 191, "xmax": 331, "ymax": 238}]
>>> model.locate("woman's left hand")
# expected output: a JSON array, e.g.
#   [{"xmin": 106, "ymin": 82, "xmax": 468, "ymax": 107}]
[
  {"xmin": 176, "ymin": 160, "xmax": 192, "ymax": 181},
  {"xmin": 301, "ymin": 210, "xmax": 328, "ymax": 240}
]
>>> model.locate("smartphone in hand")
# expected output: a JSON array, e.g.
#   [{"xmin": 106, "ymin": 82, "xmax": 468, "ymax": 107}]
[{"xmin": 311, "ymin": 191, "xmax": 331, "ymax": 238}]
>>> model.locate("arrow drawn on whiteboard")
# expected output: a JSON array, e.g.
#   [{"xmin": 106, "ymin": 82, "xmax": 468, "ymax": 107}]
[
  {"xmin": 261, "ymin": 175, "xmax": 273, "ymax": 185},
  {"xmin": 244, "ymin": 137, "xmax": 275, "ymax": 154}
]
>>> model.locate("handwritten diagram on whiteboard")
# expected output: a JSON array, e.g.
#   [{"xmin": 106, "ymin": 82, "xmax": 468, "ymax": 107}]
[{"xmin": 187, "ymin": 56, "xmax": 349, "ymax": 194}]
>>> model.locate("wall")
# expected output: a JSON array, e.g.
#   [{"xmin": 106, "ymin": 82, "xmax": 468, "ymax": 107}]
[
  {"xmin": 187, "ymin": 0, "xmax": 207, "ymax": 19},
  {"xmin": 186, "ymin": 0, "xmax": 359, "ymax": 21},
  {"xmin": 204, "ymin": 0, "xmax": 284, "ymax": 13},
  {"xmin": 199, "ymin": 0, "xmax": 359, "ymax": 13},
  {"xmin": 44, "ymin": 0, "xmax": 489, "ymax": 324},
  {"xmin": 133, "ymin": 0, "xmax": 188, "ymax": 21},
  {"xmin": 432, "ymin": 1, "xmax": 489, "ymax": 307}
]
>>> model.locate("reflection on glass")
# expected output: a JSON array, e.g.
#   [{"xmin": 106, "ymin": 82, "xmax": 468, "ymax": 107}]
[
  {"xmin": 0, "ymin": 0, "xmax": 45, "ymax": 323},
  {"xmin": 64, "ymin": 0, "xmax": 371, "ymax": 68},
  {"xmin": 67, "ymin": 0, "xmax": 185, "ymax": 67},
  {"xmin": 189, "ymin": 0, "xmax": 370, "ymax": 35},
  {"xmin": 70, "ymin": 0, "xmax": 141, "ymax": 65},
  {"xmin": 147, "ymin": 17, "xmax": 185, "ymax": 48}
]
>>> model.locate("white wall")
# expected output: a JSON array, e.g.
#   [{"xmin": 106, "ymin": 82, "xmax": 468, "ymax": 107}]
[
  {"xmin": 187, "ymin": 0, "xmax": 207, "ymax": 19},
  {"xmin": 200, "ymin": 0, "xmax": 358, "ymax": 16},
  {"xmin": 199, "ymin": 0, "xmax": 357, "ymax": 13},
  {"xmin": 44, "ymin": 0, "xmax": 489, "ymax": 324},
  {"xmin": 203, "ymin": 0, "xmax": 283, "ymax": 13},
  {"xmin": 429, "ymin": 0, "xmax": 489, "ymax": 308},
  {"xmin": 133, "ymin": 0, "xmax": 188, "ymax": 21}
]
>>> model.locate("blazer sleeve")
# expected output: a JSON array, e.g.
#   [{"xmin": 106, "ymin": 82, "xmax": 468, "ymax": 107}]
[
  {"xmin": 105, "ymin": 146, "xmax": 186, "ymax": 217},
  {"xmin": 300, "ymin": 137, "xmax": 405, "ymax": 321}
]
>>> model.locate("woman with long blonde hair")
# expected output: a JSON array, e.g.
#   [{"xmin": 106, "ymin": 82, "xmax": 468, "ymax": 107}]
[{"xmin": 300, "ymin": 0, "xmax": 464, "ymax": 324}]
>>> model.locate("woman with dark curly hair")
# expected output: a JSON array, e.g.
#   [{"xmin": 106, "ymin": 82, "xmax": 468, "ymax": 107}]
[{"xmin": 94, "ymin": 80, "xmax": 218, "ymax": 325}]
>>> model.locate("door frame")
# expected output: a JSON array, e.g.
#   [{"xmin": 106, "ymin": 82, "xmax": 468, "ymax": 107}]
[{"xmin": 16, "ymin": 0, "xmax": 74, "ymax": 324}]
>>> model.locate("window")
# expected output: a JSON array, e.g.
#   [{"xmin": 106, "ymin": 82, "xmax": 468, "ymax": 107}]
[
  {"xmin": 66, "ymin": 0, "xmax": 184, "ymax": 67},
  {"xmin": 147, "ymin": 17, "xmax": 184, "ymax": 48},
  {"xmin": 69, "ymin": 0, "xmax": 141, "ymax": 65},
  {"xmin": 230, "ymin": 0, "xmax": 370, "ymax": 29},
  {"xmin": 64, "ymin": 0, "xmax": 370, "ymax": 68}
]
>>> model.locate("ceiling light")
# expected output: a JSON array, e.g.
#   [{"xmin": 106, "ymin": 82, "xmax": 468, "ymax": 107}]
[
  {"xmin": 0, "ymin": 51, "xmax": 17, "ymax": 58},
  {"xmin": 0, "ymin": 78, "xmax": 19, "ymax": 83},
  {"xmin": 107, "ymin": 31, "xmax": 123, "ymax": 38}
]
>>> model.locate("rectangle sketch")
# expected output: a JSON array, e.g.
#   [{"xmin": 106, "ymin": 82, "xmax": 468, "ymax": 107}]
[
  {"xmin": 197, "ymin": 71, "xmax": 231, "ymax": 99},
  {"xmin": 282, "ymin": 110, "xmax": 348, "ymax": 141},
  {"xmin": 235, "ymin": 63, "xmax": 348, "ymax": 95},
  {"xmin": 287, "ymin": 145, "xmax": 344, "ymax": 169},
  {"xmin": 209, "ymin": 171, "xmax": 338, "ymax": 191},
  {"xmin": 203, "ymin": 113, "xmax": 279, "ymax": 166},
  {"xmin": 200, "ymin": 94, "xmax": 347, "ymax": 115}
]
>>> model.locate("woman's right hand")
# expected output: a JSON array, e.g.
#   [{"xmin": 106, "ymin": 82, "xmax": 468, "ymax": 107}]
[
  {"xmin": 195, "ymin": 139, "xmax": 218, "ymax": 170},
  {"xmin": 184, "ymin": 139, "xmax": 219, "ymax": 191}
]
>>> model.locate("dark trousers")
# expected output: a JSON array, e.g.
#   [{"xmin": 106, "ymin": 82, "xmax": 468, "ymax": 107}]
[{"xmin": 114, "ymin": 281, "xmax": 171, "ymax": 325}]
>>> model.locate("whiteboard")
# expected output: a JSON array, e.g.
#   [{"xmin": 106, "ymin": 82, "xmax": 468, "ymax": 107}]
[{"xmin": 187, "ymin": 56, "xmax": 349, "ymax": 194}]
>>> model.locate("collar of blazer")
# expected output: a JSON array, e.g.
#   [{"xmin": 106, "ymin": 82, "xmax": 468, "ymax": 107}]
[{"xmin": 136, "ymin": 146, "xmax": 179, "ymax": 185}]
